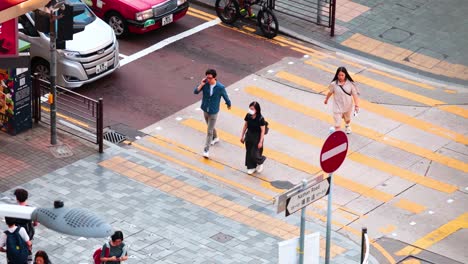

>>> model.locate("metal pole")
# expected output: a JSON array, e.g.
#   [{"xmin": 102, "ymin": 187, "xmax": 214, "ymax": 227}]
[
  {"xmin": 98, "ymin": 98, "xmax": 104, "ymax": 153},
  {"xmin": 325, "ymin": 173, "xmax": 333, "ymax": 263},
  {"xmin": 298, "ymin": 179, "xmax": 307, "ymax": 264},
  {"xmin": 317, "ymin": 0, "xmax": 322, "ymax": 24},
  {"xmin": 330, "ymin": 0, "xmax": 336, "ymax": 37},
  {"xmin": 49, "ymin": 11, "xmax": 57, "ymax": 145},
  {"xmin": 360, "ymin": 227, "xmax": 367, "ymax": 263}
]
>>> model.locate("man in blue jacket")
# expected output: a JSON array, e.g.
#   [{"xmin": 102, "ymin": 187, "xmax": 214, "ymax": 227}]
[{"xmin": 194, "ymin": 69, "xmax": 231, "ymax": 158}]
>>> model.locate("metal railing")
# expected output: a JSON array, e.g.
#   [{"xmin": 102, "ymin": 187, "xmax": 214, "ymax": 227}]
[
  {"xmin": 270, "ymin": 0, "xmax": 337, "ymax": 36},
  {"xmin": 32, "ymin": 74, "xmax": 104, "ymax": 153}
]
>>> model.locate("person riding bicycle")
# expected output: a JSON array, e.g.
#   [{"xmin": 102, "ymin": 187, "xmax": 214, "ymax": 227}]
[{"xmin": 239, "ymin": 0, "xmax": 256, "ymax": 18}]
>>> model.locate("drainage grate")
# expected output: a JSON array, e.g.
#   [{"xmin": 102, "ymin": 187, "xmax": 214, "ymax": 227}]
[
  {"xmin": 49, "ymin": 144, "xmax": 74, "ymax": 158},
  {"xmin": 211, "ymin": 232, "xmax": 234, "ymax": 243},
  {"xmin": 103, "ymin": 130, "xmax": 127, "ymax": 144}
]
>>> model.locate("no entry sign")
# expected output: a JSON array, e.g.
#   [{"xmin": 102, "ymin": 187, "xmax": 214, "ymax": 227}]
[{"xmin": 320, "ymin": 131, "xmax": 348, "ymax": 173}]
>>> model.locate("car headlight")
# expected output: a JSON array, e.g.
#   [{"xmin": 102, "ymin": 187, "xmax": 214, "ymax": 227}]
[
  {"xmin": 58, "ymin": 50, "xmax": 80, "ymax": 58},
  {"xmin": 136, "ymin": 9, "xmax": 154, "ymax": 21},
  {"xmin": 177, "ymin": 0, "xmax": 187, "ymax": 5}
]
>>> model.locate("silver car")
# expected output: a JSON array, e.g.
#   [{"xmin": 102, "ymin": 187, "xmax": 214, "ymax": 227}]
[{"xmin": 18, "ymin": 0, "xmax": 119, "ymax": 89}]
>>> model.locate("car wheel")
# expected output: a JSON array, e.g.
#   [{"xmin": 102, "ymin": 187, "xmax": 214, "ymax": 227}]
[
  {"xmin": 106, "ymin": 12, "xmax": 128, "ymax": 38},
  {"xmin": 32, "ymin": 59, "xmax": 50, "ymax": 82}
]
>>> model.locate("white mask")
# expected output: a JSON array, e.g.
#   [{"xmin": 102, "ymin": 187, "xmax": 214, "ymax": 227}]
[{"xmin": 248, "ymin": 109, "xmax": 256, "ymax": 115}]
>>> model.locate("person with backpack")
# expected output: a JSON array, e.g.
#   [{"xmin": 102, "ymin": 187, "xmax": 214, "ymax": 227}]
[
  {"xmin": 240, "ymin": 101, "xmax": 267, "ymax": 175},
  {"xmin": 0, "ymin": 217, "xmax": 32, "ymax": 264},
  {"xmin": 324, "ymin": 66, "xmax": 360, "ymax": 134},
  {"xmin": 94, "ymin": 231, "xmax": 128, "ymax": 264},
  {"xmin": 13, "ymin": 189, "xmax": 37, "ymax": 264}
]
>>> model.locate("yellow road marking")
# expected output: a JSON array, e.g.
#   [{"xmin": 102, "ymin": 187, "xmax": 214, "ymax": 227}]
[
  {"xmin": 189, "ymin": 7, "xmax": 218, "ymax": 19},
  {"xmin": 186, "ymin": 11, "xmax": 211, "ymax": 21},
  {"xmin": 275, "ymin": 36, "xmax": 334, "ymax": 58},
  {"xmin": 245, "ymin": 85, "xmax": 468, "ymax": 173},
  {"xmin": 41, "ymin": 106, "xmax": 90, "ymax": 128},
  {"xmin": 401, "ymin": 259, "xmax": 421, "ymax": 264},
  {"xmin": 123, "ymin": 144, "xmax": 394, "ymax": 263},
  {"xmin": 101, "ymin": 156, "xmax": 348, "ymax": 258},
  {"xmin": 444, "ymin": 89, "xmax": 457, "ymax": 94},
  {"xmin": 379, "ymin": 225, "xmax": 397, "ymax": 234},
  {"xmin": 182, "ymin": 118, "xmax": 396, "ymax": 203},
  {"xmin": 242, "ymin": 26, "xmax": 256, "ymax": 32},
  {"xmin": 146, "ymin": 136, "xmax": 225, "ymax": 170},
  {"xmin": 367, "ymin": 68, "xmax": 436, "ymax": 90},
  {"xmin": 290, "ymin": 47, "xmax": 327, "ymax": 60},
  {"xmin": 393, "ymin": 199, "xmax": 427, "ymax": 214},
  {"xmin": 222, "ymin": 104, "xmax": 457, "ymax": 194},
  {"xmin": 305, "ymin": 59, "xmax": 468, "ymax": 119},
  {"xmin": 130, "ymin": 142, "xmax": 273, "ymax": 201},
  {"xmin": 276, "ymin": 71, "xmax": 468, "ymax": 145},
  {"xmin": 395, "ymin": 212, "xmax": 468, "ymax": 256}
]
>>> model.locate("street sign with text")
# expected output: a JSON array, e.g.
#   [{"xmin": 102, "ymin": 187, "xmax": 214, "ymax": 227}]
[
  {"xmin": 276, "ymin": 174, "xmax": 324, "ymax": 214},
  {"xmin": 285, "ymin": 178, "xmax": 331, "ymax": 217},
  {"xmin": 320, "ymin": 131, "xmax": 348, "ymax": 173}
]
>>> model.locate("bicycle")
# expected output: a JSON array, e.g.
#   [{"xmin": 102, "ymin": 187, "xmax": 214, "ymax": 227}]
[{"xmin": 215, "ymin": 0, "xmax": 279, "ymax": 39}]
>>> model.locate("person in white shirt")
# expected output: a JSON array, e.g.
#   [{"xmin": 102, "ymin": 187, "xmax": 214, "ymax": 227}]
[{"xmin": 0, "ymin": 217, "xmax": 32, "ymax": 264}]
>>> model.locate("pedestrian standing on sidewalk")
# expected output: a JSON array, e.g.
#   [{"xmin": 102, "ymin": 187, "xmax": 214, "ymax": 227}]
[
  {"xmin": 33, "ymin": 251, "xmax": 51, "ymax": 264},
  {"xmin": 240, "ymin": 101, "xmax": 266, "ymax": 175},
  {"xmin": 324, "ymin": 66, "xmax": 360, "ymax": 134},
  {"xmin": 194, "ymin": 69, "xmax": 232, "ymax": 158},
  {"xmin": 99, "ymin": 231, "xmax": 128, "ymax": 264},
  {"xmin": 0, "ymin": 217, "xmax": 32, "ymax": 264},
  {"xmin": 13, "ymin": 188, "xmax": 37, "ymax": 264}
]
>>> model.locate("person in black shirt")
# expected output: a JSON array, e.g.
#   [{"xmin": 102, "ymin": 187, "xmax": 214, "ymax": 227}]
[{"xmin": 240, "ymin": 101, "xmax": 266, "ymax": 174}]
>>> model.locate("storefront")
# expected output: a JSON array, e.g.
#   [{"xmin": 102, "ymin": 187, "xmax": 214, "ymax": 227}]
[{"xmin": 0, "ymin": 0, "xmax": 48, "ymax": 135}]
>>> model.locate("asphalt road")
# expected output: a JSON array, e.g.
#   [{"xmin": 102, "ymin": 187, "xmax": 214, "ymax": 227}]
[{"xmin": 75, "ymin": 9, "xmax": 299, "ymax": 129}]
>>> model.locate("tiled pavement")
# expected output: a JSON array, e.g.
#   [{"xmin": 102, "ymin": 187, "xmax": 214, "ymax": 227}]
[
  {"xmin": 0, "ymin": 145, "xmax": 376, "ymax": 263},
  {"xmin": 0, "ymin": 123, "xmax": 97, "ymax": 192},
  {"xmin": 192, "ymin": 0, "xmax": 468, "ymax": 86}
]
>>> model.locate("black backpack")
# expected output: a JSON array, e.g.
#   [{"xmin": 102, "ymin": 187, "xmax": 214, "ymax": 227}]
[
  {"xmin": 261, "ymin": 117, "xmax": 269, "ymax": 135},
  {"xmin": 5, "ymin": 228, "xmax": 29, "ymax": 264},
  {"xmin": 14, "ymin": 218, "xmax": 34, "ymax": 240}
]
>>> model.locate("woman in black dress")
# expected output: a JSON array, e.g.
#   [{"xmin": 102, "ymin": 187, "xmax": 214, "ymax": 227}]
[{"xmin": 240, "ymin": 101, "xmax": 266, "ymax": 174}]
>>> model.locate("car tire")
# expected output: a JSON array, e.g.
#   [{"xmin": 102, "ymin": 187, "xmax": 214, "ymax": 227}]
[
  {"xmin": 106, "ymin": 12, "xmax": 128, "ymax": 38},
  {"xmin": 32, "ymin": 59, "xmax": 50, "ymax": 82}
]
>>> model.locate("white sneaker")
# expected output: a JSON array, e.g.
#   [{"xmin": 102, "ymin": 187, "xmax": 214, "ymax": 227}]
[
  {"xmin": 345, "ymin": 125, "xmax": 352, "ymax": 134},
  {"xmin": 203, "ymin": 151, "xmax": 210, "ymax": 158},
  {"xmin": 256, "ymin": 164, "xmax": 264, "ymax": 173},
  {"xmin": 247, "ymin": 169, "xmax": 255, "ymax": 175},
  {"xmin": 211, "ymin": 138, "xmax": 220, "ymax": 145}
]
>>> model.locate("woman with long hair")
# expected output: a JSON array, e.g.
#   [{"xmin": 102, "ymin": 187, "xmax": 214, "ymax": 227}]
[
  {"xmin": 240, "ymin": 101, "xmax": 267, "ymax": 174},
  {"xmin": 34, "ymin": 250, "xmax": 51, "ymax": 264},
  {"xmin": 324, "ymin": 66, "xmax": 360, "ymax": 134}
]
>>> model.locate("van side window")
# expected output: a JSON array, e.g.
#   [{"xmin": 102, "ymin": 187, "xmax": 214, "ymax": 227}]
[{"xmin": 19, "ymin": 15, "xmax": 39, "ymax": 37}]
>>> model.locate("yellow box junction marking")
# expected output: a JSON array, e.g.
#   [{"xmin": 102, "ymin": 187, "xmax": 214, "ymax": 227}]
[
  {"xmin": 245, "ymin": 85, "xmax": 468, "ymax": 173},
  {"xmin": 222, "ymin": 104, "xmax": 456, "ymax": 194},
  {"xmin": 395, "ymin": 213, "xmax": 468, "ymax": 256},
  {"xmin": 99, "ymin": 156, "xmax": 347, "ymax": 259},
  {"xmin": 304, "ymin": 59, "xmax": 468, "ymax": 119},
  {"xmin": 393, "ymin": 199, "xmax": 427, "ymax": 214}
]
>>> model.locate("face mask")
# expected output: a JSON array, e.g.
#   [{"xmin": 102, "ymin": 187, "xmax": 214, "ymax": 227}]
[{"xmin": 248, "ymin": 109, "xmax": 256, "ymax": 115}]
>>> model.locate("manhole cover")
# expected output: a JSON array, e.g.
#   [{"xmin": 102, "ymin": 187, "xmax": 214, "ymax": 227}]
[
  {"xmin": 49, "ymin": 144, "xmax": 74, "ymax": 158},
  {"xmin": 103, "ymin": 130, "xmax": 127, "ymax": 144},
  {"xmin": 271, "ymin": 180, "xmax": 295, "ymax": 189},
  {"xmin": 211, "ymin": 232, "xmax": 234, "ymax": 243},
  {"xmin": 380, "ymin": 27, "xmax": 413, "ymax": 44}
]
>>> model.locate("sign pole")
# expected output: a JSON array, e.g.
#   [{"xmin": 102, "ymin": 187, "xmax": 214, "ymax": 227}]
[
  {"xmin": 49, "ymin": 9, "xmax": 58, "ymax": 145},
  {"xmin": 325, "ymin": 173, "xmax": 333, "ymax": 264},
  {"xmin": 298, "ymin": 179, "xmax": 307, "ymax": 264}
]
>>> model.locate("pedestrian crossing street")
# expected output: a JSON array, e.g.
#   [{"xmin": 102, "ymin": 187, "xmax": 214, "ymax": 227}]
[{"xmin": 127, "ymin": 35, "xmax": 467, "ymax": 263}]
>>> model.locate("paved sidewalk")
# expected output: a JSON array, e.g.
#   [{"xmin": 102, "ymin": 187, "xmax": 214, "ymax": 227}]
[
  {"xmin": 0, "ymin": 123, "xmax": 97, "ymax": 192},
  {"xmin": 192, "ymin": 0, "xmax": 468, "ymax": 86},
  {"xmin": 0, "ymin": 145, "xmax": 375, "ymax": 263}
]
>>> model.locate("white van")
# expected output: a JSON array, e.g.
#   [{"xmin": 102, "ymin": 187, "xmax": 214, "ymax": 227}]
[{"xmin": 18, "ymin": 0, "xmax": 119, "ymax": 89}]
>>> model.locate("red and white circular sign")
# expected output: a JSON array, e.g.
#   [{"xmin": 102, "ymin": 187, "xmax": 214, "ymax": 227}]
[{"xmin": 320, "ymin": 131, "xmax": 348, "ymax": 173}]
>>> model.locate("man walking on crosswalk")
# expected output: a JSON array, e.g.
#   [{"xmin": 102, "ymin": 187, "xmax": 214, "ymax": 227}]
[{"xmin": 194, "ymin": 69, "xmax": 232, "ymax": 158}]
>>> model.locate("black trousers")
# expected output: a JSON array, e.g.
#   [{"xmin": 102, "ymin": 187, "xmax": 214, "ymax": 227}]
[{"xmin": 245, "ymin": 131, "xmax": 266, "ymax": 169}]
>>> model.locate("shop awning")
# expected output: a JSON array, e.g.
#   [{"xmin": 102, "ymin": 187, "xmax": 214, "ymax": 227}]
[{"xmin": 0, "ymin": 0, "xmax": 50, "ymax": 23}]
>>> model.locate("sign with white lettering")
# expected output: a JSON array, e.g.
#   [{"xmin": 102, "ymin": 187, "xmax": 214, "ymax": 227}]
[{"xmin": 285, "ymin": 178, "xmax": 331, "ymax": 217}]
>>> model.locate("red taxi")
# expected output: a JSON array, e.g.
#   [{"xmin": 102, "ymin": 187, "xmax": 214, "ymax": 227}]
[{"xmin": 83, "ymin": 0, "xmax": 189, "ymax": 38}]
